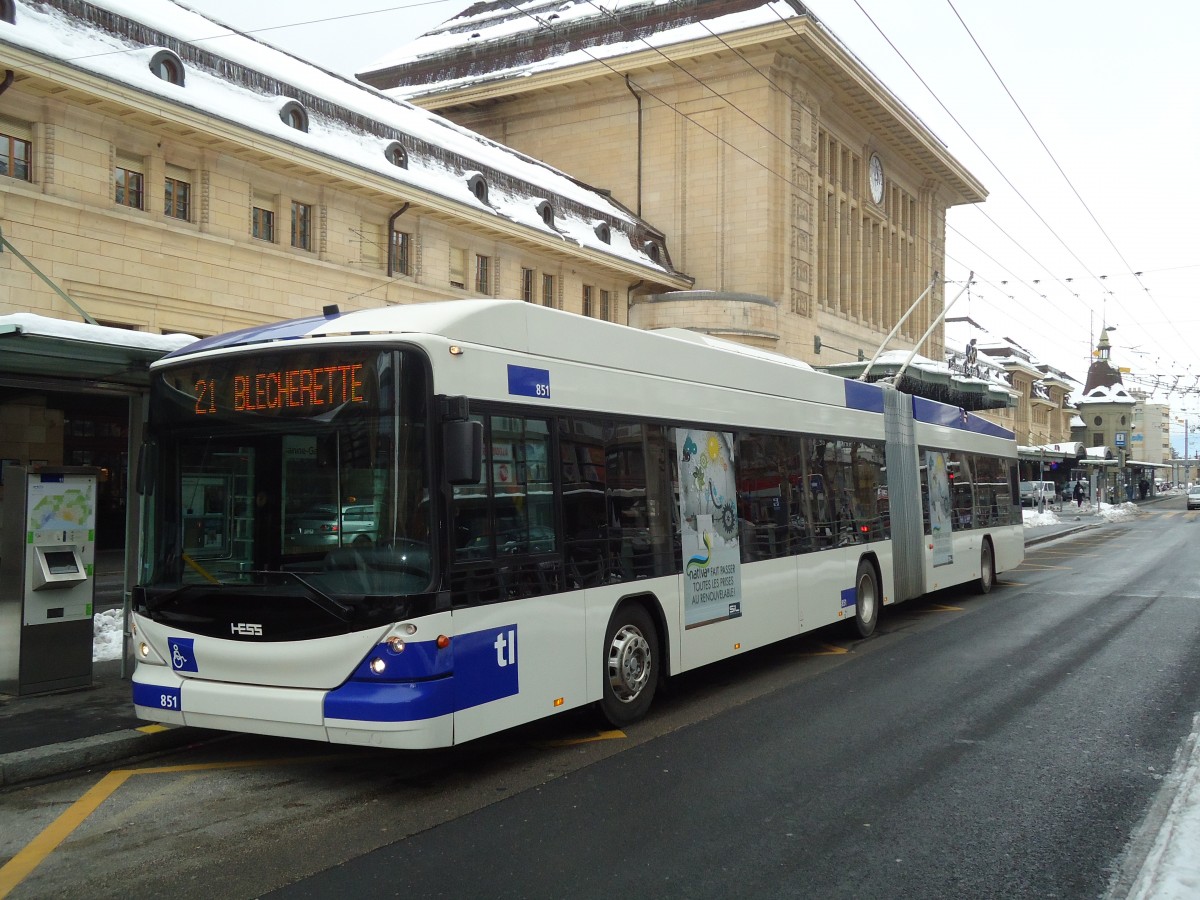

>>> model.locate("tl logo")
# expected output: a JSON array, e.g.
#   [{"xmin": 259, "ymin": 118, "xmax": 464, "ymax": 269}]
[{"xmin": 493, "ymin": 628, "xmax": 517, "ymax": 667}]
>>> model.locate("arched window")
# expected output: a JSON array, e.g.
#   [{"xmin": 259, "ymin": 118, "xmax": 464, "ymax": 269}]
[
  {"xmin": 279, "ymin": 101, "xmax": 308, "ymax": 132},
  {"xmin": 535, "ymin": 200, "xmax": 555, "ymax": 228},
  {"xmin": 384, "ymin": 141, "xmax": 408, "ymax": 169},
  {"xmin": 467, "ymin": 173, "xmax": 488, "ymax": 205},
  {"xmin": 0, "ymin": 0, "xmax": 15, "ymax": 24},
  {"xmin": 593, "ymin": 221, "xmax": 611, "ymax": 244},
  {"xmin": 148, "ymin": 49, "xmax": 185, "ymax": 86},
  {"xmin": 642, "ymin": 240, "xmax": 661, "ymax": 263}
]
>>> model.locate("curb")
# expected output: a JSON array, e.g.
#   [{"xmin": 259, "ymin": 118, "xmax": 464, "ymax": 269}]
[
  {"xmin": 1025, "ymin": 523, "xmax": 1097, "ymax": 546},
  {"xmin": 0, "ymin": 725, "xmax": 215, "ymax": 788}
]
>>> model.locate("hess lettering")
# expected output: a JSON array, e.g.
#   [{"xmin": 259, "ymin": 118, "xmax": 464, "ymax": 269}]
[{"xmin": 231, "ymin": 622, "xmax": 263, "ymax": 636}]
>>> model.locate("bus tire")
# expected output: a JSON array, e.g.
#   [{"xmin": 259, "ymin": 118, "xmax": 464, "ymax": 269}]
[
  {"xmin": 977, "ymin": 539, "xmax": 996, "ymax": 594},
  {"xmin": 598, "ymin": 604, "xmax": 659, "ymax": 727},
  {"xmin": 850, "ymin": 559, "xmax": 879, "ymax": 638}
]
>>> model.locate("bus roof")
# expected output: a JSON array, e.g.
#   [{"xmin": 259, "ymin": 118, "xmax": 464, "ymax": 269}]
[{"xmin": 159, "ymin": 300, "xmax": 1014, "ymax": 440}]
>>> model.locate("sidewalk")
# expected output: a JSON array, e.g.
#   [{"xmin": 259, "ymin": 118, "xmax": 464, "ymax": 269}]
[{"xmin": 0, "ymin": 658, "xmax": 215, "ymax": 786}]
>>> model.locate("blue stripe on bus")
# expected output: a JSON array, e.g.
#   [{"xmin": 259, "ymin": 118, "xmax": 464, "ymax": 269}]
[
  {"xmin": 164, "ymin": 314, "xmax": 337, "ymax": 358},
  {"xmin": 343, "ymin": 637, "xmax": 453, "ymax": 681},
  {"xmin": 132, "ymin": 681, "xmax": 182, "ymax": 711},
  {"xmin": 844, "ymin": 380, "xmax": 886, "ymax": 414},
  {"xmin": 324, "ymin": 679, "xmax": 455, "ymax": 722},
  {"xmin": 840, "ymin": 586, "xmax": 856, "ymax": 609},
  {"xmin": 324, "ymin": 624, "xmax": 520, "ymax": 723},
  {"xmin": 912, "ymin": 396, "xmax": 1014, "ymax": 439}
]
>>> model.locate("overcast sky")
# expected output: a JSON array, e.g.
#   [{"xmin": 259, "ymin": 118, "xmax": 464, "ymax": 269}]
[{"xmin": 182, "ymin": 0, "xmax": 1200, "ymax": 446}]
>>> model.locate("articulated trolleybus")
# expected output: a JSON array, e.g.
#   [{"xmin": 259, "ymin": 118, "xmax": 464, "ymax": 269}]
[{"xmin": 132, "ymin": 300, "xmax": 1023, "ymax": 748}]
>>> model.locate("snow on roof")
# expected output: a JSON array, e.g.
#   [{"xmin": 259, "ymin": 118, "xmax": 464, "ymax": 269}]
[
  {"xmin": 1080, "ymin": 383, "xmax": 1135, "ymax": 404},
  {"xmin": 0, "ymin": 313, "xmax": 196, "ymax": 352},
  {"xmin": 3, "ymin": 0, "xmax": 674, "ymax": 273},
  {"xmin": 362, "ymin": 0, "xmax": 802, "ymax": 95}
]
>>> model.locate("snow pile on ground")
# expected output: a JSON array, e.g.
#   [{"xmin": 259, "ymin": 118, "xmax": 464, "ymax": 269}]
[
  {"xmin": 1097, "ymin": 502, "xmax": 1143, "ymax": 523},
  {"xmin": 93, "ymin": 609, "xmax": 124, "ymax": 662},
  {"xmin": 1127, "ymin": 715, "xmax": 1200, "ymax": 899},
  {"xmin": 1023, "ymin": 508, "xmax": 1062, "ymax": 528}
]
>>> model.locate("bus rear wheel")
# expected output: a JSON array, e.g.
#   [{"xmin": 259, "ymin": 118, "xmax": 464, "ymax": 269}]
[
  {"xmin": 850, "ymin": 559, "xmax": 879, "ymax": 638},
  {"xmin": 978, "ymin": 539, "xmax": 996, "ymax": 594},
  {"xmin": 599, "ymin": 604, "xmax": 659, "ymax": 727}
]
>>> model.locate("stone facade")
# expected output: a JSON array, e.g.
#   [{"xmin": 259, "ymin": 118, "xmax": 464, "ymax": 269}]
[{"xmin": 366, "ymin": 2, "xmax": 986, "ymax": 367}]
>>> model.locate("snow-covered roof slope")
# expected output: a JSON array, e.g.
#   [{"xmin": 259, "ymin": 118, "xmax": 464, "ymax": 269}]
[
  {"xmin": 360, "ymin": 0, "xmax": 805, "ymax": 96},
  {"xmin": 0, "ymin": 0, "xmax": 681, "ymax": 277},
  {"xmin": 0, "ymin": 313, "xmax": 196, "ymax": 352}
]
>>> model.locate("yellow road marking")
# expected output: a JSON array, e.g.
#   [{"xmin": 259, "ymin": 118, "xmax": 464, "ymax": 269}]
[
  {"xmin": 801, "ymin": 642, "xmax": 849, "ymax": 656},
  {"xmin": 919, "ymin": 604, "xmax": 963, "ymax": 612},
  {"xmin": 0, "ymin": 770, "xmax": 132, "ymax": 898},
  {"xmin": 136, "ymin": 724, "xmax": 169, "ymax": 734},
  {"xmin": 542, "ymin": 729, "xmax": 626, "ymax": 747},
  {"xmin": 996, "ymin": 580, "xmax": 1026, "ymax": 586},
  {"xmin": 0, "ymin": 754, "xmax": 363, "ymax": 897}
]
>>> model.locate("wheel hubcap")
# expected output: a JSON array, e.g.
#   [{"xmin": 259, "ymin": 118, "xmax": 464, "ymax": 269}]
[
  {"xmin": 858, "ymin": 573, "xmax": 876, "ymax": 623},
  {"xmin": 607, "ymin": 624, "xmax": 651, "ymax": 703}
]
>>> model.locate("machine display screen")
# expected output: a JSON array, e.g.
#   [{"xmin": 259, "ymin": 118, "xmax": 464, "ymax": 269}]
[{"xmin": 43, "ymin": 551, "xmax": 80, "ymax": 575}]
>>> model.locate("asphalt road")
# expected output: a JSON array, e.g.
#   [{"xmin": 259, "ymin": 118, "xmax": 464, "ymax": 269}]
[{"xmin": 4, "ymin": 502, "xmax": 1199, "ymax": 899}]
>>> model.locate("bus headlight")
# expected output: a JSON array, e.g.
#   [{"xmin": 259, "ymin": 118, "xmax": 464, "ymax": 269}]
[{"xmin": 369, "ymin": 657, "xmax": 387, "ymax": 675}]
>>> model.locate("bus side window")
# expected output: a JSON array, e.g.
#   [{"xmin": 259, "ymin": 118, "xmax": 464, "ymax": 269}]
[{"xmin": 559, "ymin": 416, "xmax": 608, "ymax": 588}]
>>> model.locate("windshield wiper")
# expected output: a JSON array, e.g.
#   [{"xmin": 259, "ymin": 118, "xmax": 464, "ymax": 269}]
[{"xmin": 247, "ymin": 570, "xmax": 353, "ymax": 621}]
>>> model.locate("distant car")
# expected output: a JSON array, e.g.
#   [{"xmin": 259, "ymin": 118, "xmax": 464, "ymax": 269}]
[
  {"xmin": 1019, "ymin": 480, "xmax": 1058, "ymax": 507},
  {"xmin": 285, "ymin": 503, "xmax": 378, "ymax": 549},
  {"xmin": 1187, "ymin": 486, "xmax": 1200, "ymax": 511}
]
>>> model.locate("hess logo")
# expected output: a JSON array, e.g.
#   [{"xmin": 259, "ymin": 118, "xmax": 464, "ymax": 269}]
[{"xmin": 230, "ymin": 622, "xmax": 263, "ymax": 636}]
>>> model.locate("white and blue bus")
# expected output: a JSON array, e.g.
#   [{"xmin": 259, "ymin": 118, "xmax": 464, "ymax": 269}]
[{"xmin": 132, "ymin": 300, "xmax": 1023, "ymax": 748}]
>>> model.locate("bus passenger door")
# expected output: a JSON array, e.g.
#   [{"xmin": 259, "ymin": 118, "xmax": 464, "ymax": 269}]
[{"xmin": 448, "ymin": 411, "xmax": 587, "ymax": 743}]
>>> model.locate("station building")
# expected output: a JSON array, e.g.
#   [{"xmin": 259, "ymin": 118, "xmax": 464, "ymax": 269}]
[
  {"xmin": 359, "ymin": 0, "xmax": 987, "ymax": 365},
  {"xmin": 0, "ymin": 0, "xmax": 688, "ymax": 587},
  {"xmin": 1, "ymin": 0, "xmax": 1053, "ymax": 605}
]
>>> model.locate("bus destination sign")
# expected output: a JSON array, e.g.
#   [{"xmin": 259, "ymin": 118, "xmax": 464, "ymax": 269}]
[{"xmin": 180, "ymin": 362, "xmax": 369, "ymax": 418}]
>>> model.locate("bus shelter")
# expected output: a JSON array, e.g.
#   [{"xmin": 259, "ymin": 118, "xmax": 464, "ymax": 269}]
[{"xmin": 0, "ymin": 314, "xmax": 194, "ymax": 674}]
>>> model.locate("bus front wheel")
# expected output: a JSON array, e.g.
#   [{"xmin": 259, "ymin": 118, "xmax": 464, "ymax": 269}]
[
  {"xmin": 599, "ymin": 604, "xmax": 659, "ymax": 727},
  {"xmin": 851, "ymin": 559, "xmax": 879, "ymax": 638}
]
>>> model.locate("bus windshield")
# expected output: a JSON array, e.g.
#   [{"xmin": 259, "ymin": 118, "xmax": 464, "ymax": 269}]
[{"xmin": 139, "ymin": 347, "xmax": 433, "ymax": 621}]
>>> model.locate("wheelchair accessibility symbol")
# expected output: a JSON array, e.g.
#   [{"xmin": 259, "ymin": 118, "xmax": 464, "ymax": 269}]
[{"xmin": 168, "ymin": 637, "xmax": 198, "ymax": 672}]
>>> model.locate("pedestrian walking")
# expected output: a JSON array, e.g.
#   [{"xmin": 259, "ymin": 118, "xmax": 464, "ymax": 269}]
[{"xmin": 1073, "ymin": 480, "xmax": 1085, "ymax": 508}]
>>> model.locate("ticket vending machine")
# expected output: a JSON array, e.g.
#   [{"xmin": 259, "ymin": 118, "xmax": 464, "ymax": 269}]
[{"xmin": 0, "ymin": 465, "xmax": 98, "ymax": 695}]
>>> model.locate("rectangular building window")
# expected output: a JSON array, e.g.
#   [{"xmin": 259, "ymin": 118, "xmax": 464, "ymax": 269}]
[
  {"xmin": 1, "ymin": 132, "xmax": 31, "ymax": 181},
  {"xmin": 475, "ymin": 254, "xmax": 491, "ymax": 294},
  {"xmin": 164, "ymin": 175, "xmax": 190, "ymax": 220},
  {"xmin": 450, "ymin": 247, "xmax": 467, "ymax": 288},
  {"xmin": 521, "ymin": 268, "xmax": 535, "ymax": 303},
  {"xmin": 542, "ymin": 273, "xmax": 556, "ymax": 308},
  {"xmin": 582, "ymin": 285, "xmax": 594, "ymax": 317},
  {"xmin": 600, "ymin": 289, "xmax": 612, "ymax": 321},
  {"xmin": 291, "ymin": 201, "xmax": 311, "ymax": 250},
  {"xmin": 115, "ymin": 164, "xmax": 144, "ymax": 210},
  {"xmin": 252, "ymin": 205, "xmax": 275, "ymax": 242},
  {"xmin": 390, "ymin": 230, "xmax": 411, "ymax": 276}
]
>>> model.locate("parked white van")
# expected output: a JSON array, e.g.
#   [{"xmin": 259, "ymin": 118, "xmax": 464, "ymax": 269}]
[{"xmin": 1019, "ymin": 480, "xmax": 1058, "ymax": 507}]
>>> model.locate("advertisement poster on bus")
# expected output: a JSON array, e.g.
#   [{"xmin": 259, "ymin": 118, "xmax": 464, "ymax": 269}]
[
  {"xmin": 676, "ymin": 429, "xmax": 742, "ymax": 628},
  {"xmin": 926, "ymin": 450, "xmax": 953, "ymax": 566}
]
